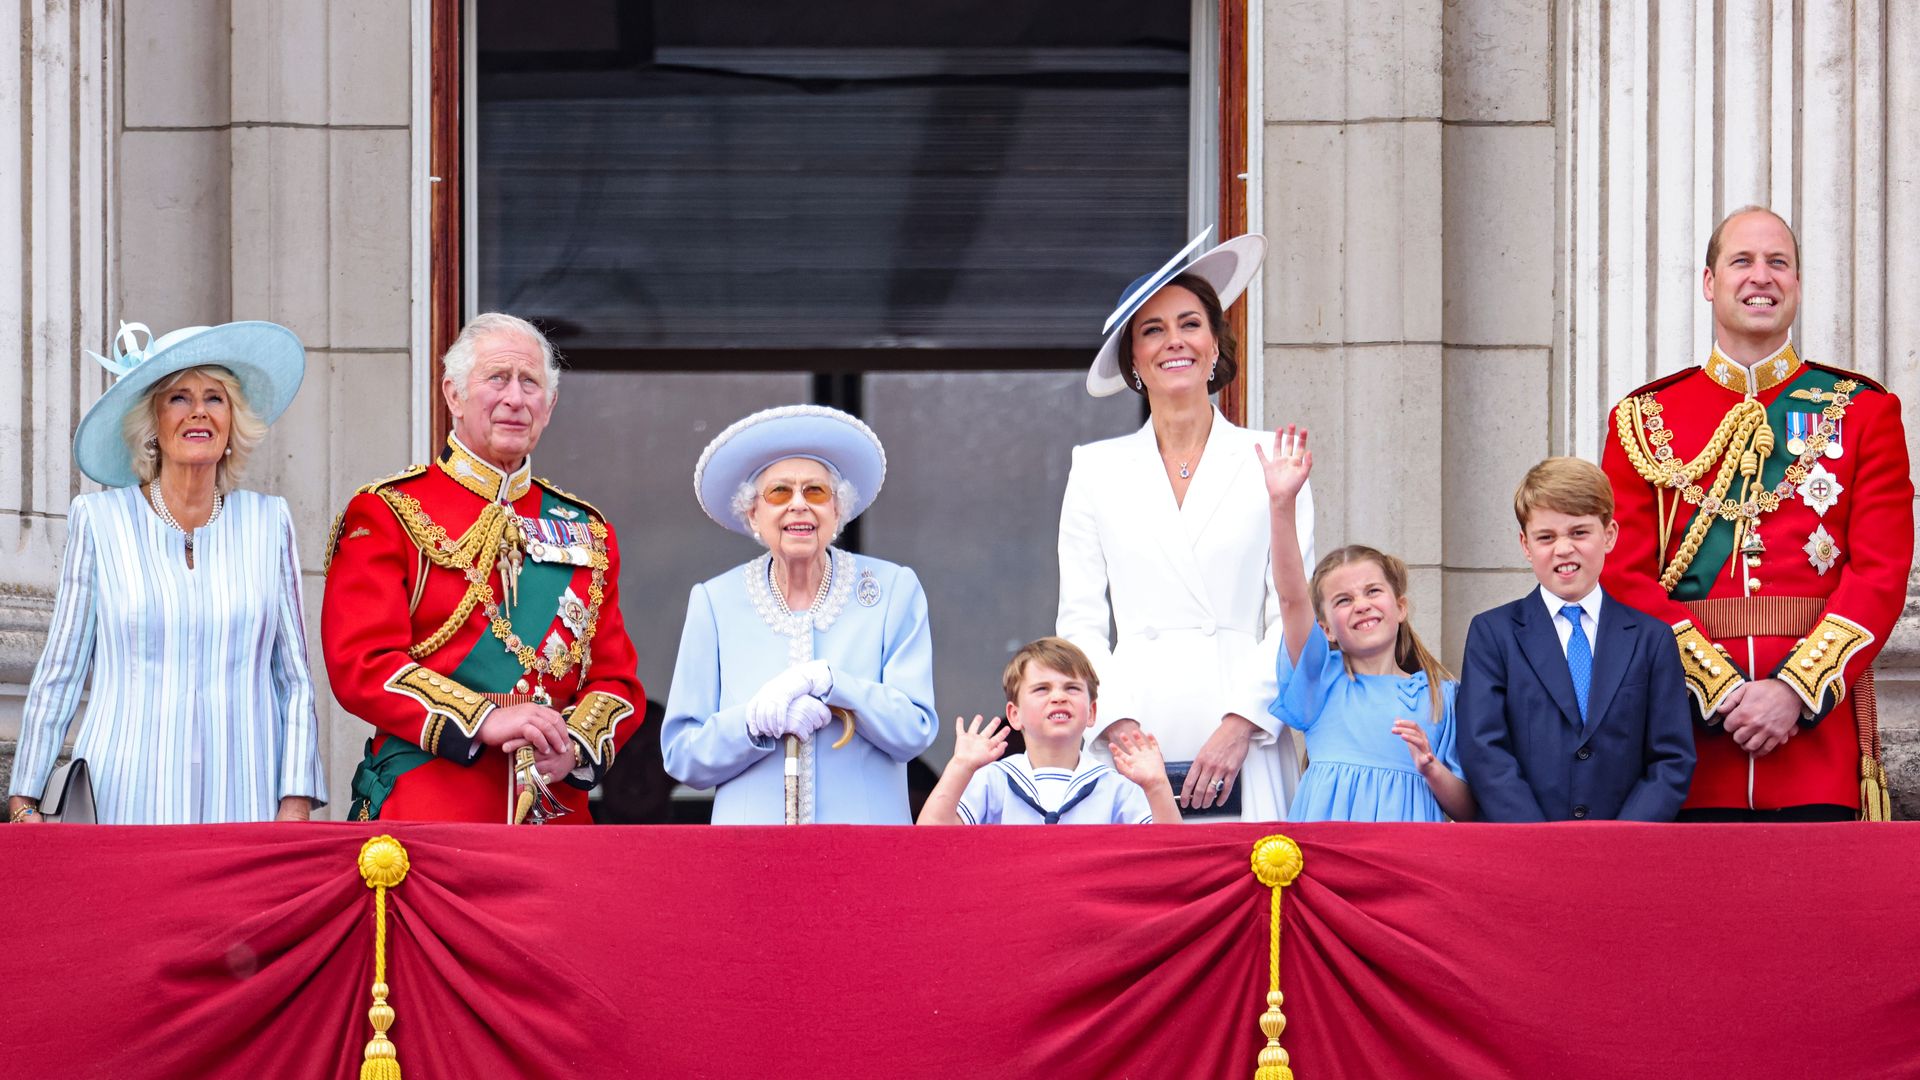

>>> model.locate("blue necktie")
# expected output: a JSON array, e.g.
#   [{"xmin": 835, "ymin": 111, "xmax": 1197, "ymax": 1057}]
[{"xmin": 1560, "ymin": 603, "xmax": 1592, "ymax": 724}]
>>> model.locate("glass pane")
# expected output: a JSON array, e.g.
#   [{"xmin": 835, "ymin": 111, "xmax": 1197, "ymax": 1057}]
[
  {"xmin": 475, "ymin": 1, "xmax": 1189, "ymax": 352},
  {"xmin": 533, "ymin": 370, "xmax": 812, "ymax": 697},
  {"xmin": 859, "ymin": 371, "xmax": 1141, "ymax": 767}
]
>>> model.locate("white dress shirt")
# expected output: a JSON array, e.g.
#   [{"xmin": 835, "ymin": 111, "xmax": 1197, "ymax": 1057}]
[{"xmin": 1538, "ymin": 583, "xmax": 1604, "ymax": 657}]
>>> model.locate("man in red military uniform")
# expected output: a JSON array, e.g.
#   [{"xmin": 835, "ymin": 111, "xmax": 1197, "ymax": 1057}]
[
  {"xmin": 1601, "ymin": 207, "xmax": 1913, "ymax": 821},
  {"xmin": 323, "ymin": 313, "xmax": 643, "ymax": 822}
]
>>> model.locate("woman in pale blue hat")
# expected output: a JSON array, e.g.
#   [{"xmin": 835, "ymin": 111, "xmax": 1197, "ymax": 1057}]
[
  {"xmin": 1055, "ymin": 230, "xmax": 1316, "ymax": 822},
  {"xmin": 661, "ymin": 405, "xmax": 938, "ymax": 823},
  {"xmin": 6, "ymin": 321, "xmax": 327, "ymax": 825}
]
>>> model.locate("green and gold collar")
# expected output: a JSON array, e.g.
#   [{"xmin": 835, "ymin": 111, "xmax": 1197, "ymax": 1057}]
[
  {"xmin": 438, "ymin": 434, "xmax": 532, "ymax": 503},
  {"xmin": 1705, "ymin": 341, "xmax": 1801, "ymax": 397}
]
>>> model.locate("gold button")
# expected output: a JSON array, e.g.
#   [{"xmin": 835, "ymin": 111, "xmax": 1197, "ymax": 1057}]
[
  {"xmin": 1801, "ymin": 659, "xmax": 1815, "ymax": 669},
  {"xmin": 1746, "ymin": 578, "xmax": 1762, "ymax": 590},
  {"xmin": 1746, "ymin": 555, "xmax": 1761, "ymax": 567},
  {"xmin": 1823, "ymin": 631, "xmax": 1837, "ymax": 642}
]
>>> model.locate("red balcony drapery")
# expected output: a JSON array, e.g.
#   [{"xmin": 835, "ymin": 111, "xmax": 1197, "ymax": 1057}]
[{"xmin": 4, "ymin": 822, "xmax": 1916, "ymax": 1079}]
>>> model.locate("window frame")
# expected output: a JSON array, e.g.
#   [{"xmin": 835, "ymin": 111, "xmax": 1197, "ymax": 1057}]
[{"xmin": 428, "ymin": 0, "xmax": 1253, "ymax": 441}]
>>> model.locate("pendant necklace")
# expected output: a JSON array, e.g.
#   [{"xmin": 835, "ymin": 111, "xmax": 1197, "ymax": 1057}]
[{"xmin": 1178, "ymin": 461, "xmax": 1191, "ymax": 479}]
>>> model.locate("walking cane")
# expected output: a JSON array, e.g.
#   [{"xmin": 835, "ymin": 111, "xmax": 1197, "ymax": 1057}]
[{"xmin": 784, "ymin": 734, "xmax": 801, "ymax": 825}]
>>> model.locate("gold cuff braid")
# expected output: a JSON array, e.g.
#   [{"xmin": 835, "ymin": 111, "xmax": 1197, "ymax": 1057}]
[
  {"xmin": 564, "ymin": 691, "xmax": 635, "ymax": 767},
  {"xmin": 1673, "ymin": 622, "xmax": 1743, "ymax": 720},
  {"xmin": 1777, "ymin": 614, "xmax": 1873, "ymax": 716},
  {"xmin": 383, "ymin": 663, "xmax": 494, "ymax": 745}
]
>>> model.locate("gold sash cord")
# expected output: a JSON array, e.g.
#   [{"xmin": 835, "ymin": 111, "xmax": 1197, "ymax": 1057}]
[
  {"xmin": 1250, "ymin": 836, "xmax": 1304, "ymax": 1079},
  {"xmin": 358, "ymin": 836, "xmax": 412, "ymax": 1079},
  {"xmin": 1680, "ymin": 596, "xmax": 1889, "ymax": 820}
]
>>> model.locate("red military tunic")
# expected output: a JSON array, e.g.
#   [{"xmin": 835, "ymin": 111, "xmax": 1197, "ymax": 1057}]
[
  {"xmin": 323, "ymin": 435, "xmax": 644, "ymax": 822},
  {"xmin": 1600, "ymin": 344, "xmax": 1912, "ymax": 812}
]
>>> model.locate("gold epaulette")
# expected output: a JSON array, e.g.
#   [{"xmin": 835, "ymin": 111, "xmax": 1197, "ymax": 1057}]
[
  {"xmin": 356, "ymin": 463, "xmax": 429, "ymax": 496},
  {"xmin": 1802, "ymin": 359, "xmax": 1888, "ymax": 394},
  {"xmin": 325, "ymin": 465, "xmax": 429, "ymax": 573},
  {"xmin": 533, "ymin": 476, "xmax": 606, "ymax": 523}
]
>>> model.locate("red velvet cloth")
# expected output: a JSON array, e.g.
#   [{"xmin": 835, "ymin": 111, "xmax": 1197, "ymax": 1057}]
[{"xmin": 4, "ymin": 822, "xmax": 1918, "ymax": 1079}]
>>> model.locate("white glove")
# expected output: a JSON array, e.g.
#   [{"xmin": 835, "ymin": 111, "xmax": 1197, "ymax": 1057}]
[
  {"xmin": 773, "ymin": 695, "xmax": 834, "ymax": 741},
  {"xmin": 791, "ymin": 659, "xmax": 833, "ymax": 698},
  {"xmin": 746, "ymin": 662, "xmax": 834, "ymax": 740}
]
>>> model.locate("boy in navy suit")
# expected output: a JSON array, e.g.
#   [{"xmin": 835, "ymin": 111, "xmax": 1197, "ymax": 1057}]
[{"xmin": 1458, "ymin": 458, "xmax": 1695, "ymax": 821}]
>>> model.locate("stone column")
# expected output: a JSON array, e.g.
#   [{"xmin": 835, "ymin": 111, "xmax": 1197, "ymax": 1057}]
[
  {"xmin": 3, "ymin": 0, "xmax": 421, "ymax": 815},
  {"xmin": 0, "ymin": 0, "xmax": 113, "ymax": 781},
  {"xmin": 1256, "ymin": 0, "xmax": 1557, "ymax": 661},
  {"xmin": 1557, "ymin": 0, "xmax": 1920, "ymax": 813}
]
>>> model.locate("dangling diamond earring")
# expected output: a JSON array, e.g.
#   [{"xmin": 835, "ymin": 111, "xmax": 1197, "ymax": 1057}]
[{"xmin": 1132, "ymin": 370, "xmax": 1144, "ymax": 391}]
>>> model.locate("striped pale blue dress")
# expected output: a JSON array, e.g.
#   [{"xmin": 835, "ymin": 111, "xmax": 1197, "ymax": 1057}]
[{"xmin": 7, "ymin": 486, "xmax": 328, "ymax": 823}]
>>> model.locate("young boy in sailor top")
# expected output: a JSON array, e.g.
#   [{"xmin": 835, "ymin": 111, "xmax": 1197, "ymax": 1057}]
[{"xmin": 918, "ymin": 637, "xmax": 1183, "ymax": 825}]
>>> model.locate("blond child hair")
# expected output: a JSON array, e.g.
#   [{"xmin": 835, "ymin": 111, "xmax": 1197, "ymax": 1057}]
[
  {"xmin": 1307, "ymin": 546, "xmax": 1452, "ymax": 724},
  {"xmin": 1001, "ymin": 636, "xmax": 1100, "ymax": 703}
]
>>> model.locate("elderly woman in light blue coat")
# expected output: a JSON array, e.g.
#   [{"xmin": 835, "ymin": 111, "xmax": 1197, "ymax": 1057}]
[{"xmin": 662, "ymin": 405, "xmax": 938, "ymax": 823}]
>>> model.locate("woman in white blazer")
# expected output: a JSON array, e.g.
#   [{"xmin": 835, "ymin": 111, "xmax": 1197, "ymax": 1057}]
[{"xmin": 1056, "ymin": 231, "xmax": 1314, "ymax": 821}]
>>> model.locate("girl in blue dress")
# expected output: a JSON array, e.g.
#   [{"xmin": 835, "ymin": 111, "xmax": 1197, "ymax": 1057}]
[{"xmin": 1257, "ymin": 426, "xmax": 1475, "ymax": 822}]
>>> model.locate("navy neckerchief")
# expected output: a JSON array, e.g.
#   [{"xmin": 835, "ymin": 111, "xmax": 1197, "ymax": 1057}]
[{"xmin": 1005, "ymin": 770, "xmax": 1102, "ymax": 824}]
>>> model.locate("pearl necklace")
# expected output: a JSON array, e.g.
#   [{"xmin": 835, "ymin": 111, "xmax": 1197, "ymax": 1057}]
[
  {"xmin": 149, "ymin": 479, "xmax": 223, "ymax": 553},
  {"xmin": 768, "ymin": 557, "xmax": 833, "ymax": 617}
]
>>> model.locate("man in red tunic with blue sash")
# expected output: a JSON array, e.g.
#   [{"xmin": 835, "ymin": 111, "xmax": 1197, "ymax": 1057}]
[
  {"xmin": 1600, "ymin": 207, "xmax": 1913, "ymax": 820},
  {"xmin": 323, "ymin": 313, "xmax": 643, "ymax": 822}
]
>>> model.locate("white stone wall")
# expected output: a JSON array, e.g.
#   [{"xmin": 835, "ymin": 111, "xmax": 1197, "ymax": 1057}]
[
  {"xmin": 1258, "ymin": 0, "xmax": 1557, "ymax": 663},
  {"xmin": 1257, "ymin": 0, "xmax": 1920, "ymax": 813},
  {"xmin": 0, "ymin": 0, "xmax": 114, "ymax": 743},
  {"xmin": 1553, "ymin": 0, "xmax": 1920, "ymax": 810},
  {"xmin": 1, "ymin": 0, "xmax": 422, "ymax": 815}
]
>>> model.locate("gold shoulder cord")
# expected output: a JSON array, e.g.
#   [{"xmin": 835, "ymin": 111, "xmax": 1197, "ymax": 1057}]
[
  {"xmin": 378, "ymin": 492, "xmax": 513, "ymax": 659},
  {"xmin": 1612, "ymin": 390, "xmax": 1856, "ymax": 592},
  {"xmin": 378, "ymin": 490, "xmax": 609, "ymax": 677}
]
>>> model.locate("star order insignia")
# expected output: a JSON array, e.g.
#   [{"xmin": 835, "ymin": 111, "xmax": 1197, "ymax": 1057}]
[
  {"xmin": 1796, "ymin": 462, "xmax": 1843, "ymax": 517},
  {"xmin": 1803, "ymin": 524, "xmax": 1840, "ymax": 575},
  {"xmin": 559, "ymin": 586, "xmax": 588, "ymax": 636}
]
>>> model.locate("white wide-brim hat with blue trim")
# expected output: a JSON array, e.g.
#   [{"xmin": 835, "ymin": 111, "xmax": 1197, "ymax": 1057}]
[
  {"xmin": 1086, "ymin": 228, "xmax": 1269, "ymax": 397},
  {"xmin": 693, "ymin": 404, "xmax": 888, "ymax": 537},
  {"xmin": 72, "ymin": 320, "xmax": 307, "ymax": 488}
]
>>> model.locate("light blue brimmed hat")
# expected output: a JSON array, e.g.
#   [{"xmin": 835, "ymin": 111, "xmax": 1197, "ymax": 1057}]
[
  {"xmin": 693, "ymin": 405, "xmax": 887, "ymax": 537},
  {"xmin": 72, "ymin": 320, "xmax": 307, "ymax": 487},
  {"xmin": 1086, "ymin": 228, "xmax": 1269, "ymax": 397}
]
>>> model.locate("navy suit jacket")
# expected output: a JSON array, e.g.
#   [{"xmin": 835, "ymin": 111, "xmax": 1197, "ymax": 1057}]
[{"xmin": 1457, "ymin": 588, "xmax": 1695, "ymax": 822}]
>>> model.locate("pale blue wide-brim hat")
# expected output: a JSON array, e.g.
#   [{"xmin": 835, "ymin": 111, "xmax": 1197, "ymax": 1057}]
[
  {"xmin": 1086, "ymin": 228, "xmax": 1269, "ymax": 397},
  {"xmin": 72, "ymin": 320, "xmax": 307, "ymax": 487},
  {"xmin": 693, "ymin": 405, "xmax": 888, "ymax": 538}
]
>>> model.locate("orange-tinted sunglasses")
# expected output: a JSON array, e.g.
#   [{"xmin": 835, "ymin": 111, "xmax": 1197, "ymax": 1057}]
[{"xmin": 762, "ymin": 481, "xmax": 833, "ymax": 506}]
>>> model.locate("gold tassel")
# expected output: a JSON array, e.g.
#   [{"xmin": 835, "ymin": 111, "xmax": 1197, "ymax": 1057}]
[
  {"xmin": 1250, "ymin": 835, "xmax": 1304, "ymax": 1080},
  {"xmin": 1861, "ymin": 755, "xmax": 1891, "ymax": 823},
  {"xmin": 358, "ymin": 836, "xmax": 411, "ymax": 1080}
]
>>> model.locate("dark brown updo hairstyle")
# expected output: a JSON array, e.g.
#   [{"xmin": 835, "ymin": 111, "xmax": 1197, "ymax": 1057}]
[{"xmin": 1116, "ymin": 271, "xmax": 1239, "ymax": 398}]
